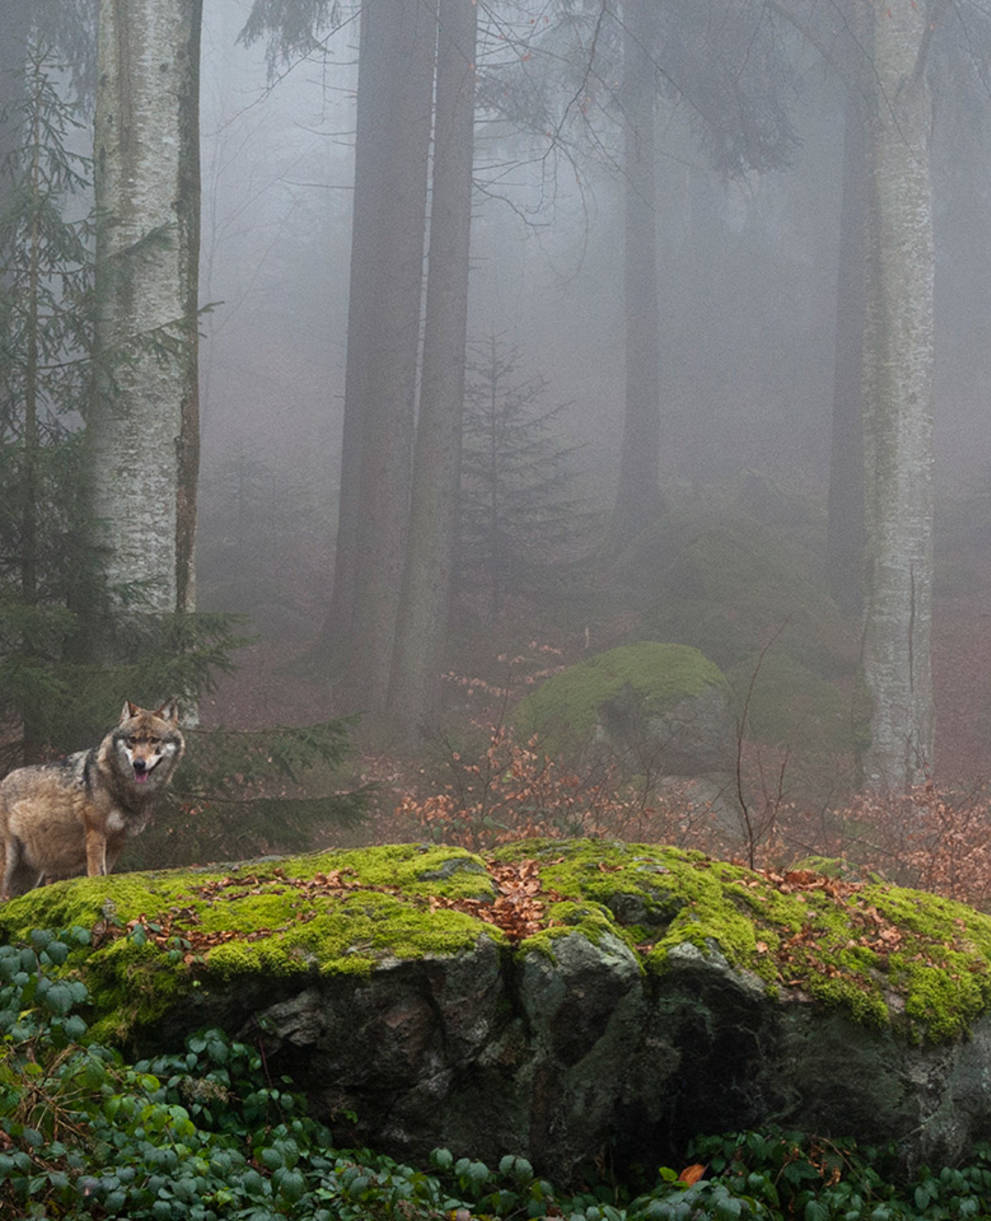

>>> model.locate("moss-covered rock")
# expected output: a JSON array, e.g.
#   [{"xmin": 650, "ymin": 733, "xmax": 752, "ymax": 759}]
[
  {"xmin": 4, "ymin": 839, "xmax": 991, "ymax": 1181},
  {"xmin": 0, "ymin": 843, "xmax": 501, "ymax": 1043},
  {"xmin": 611, "ymin": 499, "xmax": 857, "ymax": 679},
  {"xmin": 513, "ymin": 642, "xmax": 734, "ymax": 772}
]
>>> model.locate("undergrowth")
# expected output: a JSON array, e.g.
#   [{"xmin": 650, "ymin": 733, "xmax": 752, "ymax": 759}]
[
  {"xmin": 2, "ymin": 925, "xmax": 991, "ymax": 1218},
  {"xmin": 398, "ymin": 722, "xmax": 991, "ymax": 915}
]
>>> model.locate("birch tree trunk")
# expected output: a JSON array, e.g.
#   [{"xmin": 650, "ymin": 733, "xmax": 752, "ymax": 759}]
[
  {"xmin": 608, "ymin": 0, "xmax": 663, "ymax": 548},
  {"xmin": 860, "ymin": 0, "xmax": 935, "ymax": 790},
  {"xmin": 87, "ymin": 0, "xmax": 201, "ymax": 651},
  {"xmin": 389, "ymin": 0, "xmax": 477, "ymax": 742}
]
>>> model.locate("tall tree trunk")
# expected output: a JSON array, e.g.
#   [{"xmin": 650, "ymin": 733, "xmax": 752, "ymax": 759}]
[
  {"xmin": 175, "ymin": 0, "xmax": 202, "ymax": 616},
  {"xmin": 87, "ymin": 0, "xmax": 202, "ymax": 653},
  {"xmin": 320, "ymin": 2, "xmax": 384, "ymax": 661},
  {"xmin": 19, "ymin": 54, "xmax": 44, "ymax": 761},
  {"xmin": 332, "ymin": 0, "xmax": 437, "ymax": 717},
  {"xmin": 389, "ymin": 0, "xmax": 477, "ymax": 743},
  {"xmin": 860, "ymin": 0, "xmax": 935, "ymax": 790},
  {"xmin": 609, "ymin": 0, "xmax": 663, "ymax": 548},
  {"xmin": 826, "ymin": 84, "xmax": 868, "ymax": 619},
  {"xmin": 21, "ymin": 59, "xmax": 43, "ymax": 611}
]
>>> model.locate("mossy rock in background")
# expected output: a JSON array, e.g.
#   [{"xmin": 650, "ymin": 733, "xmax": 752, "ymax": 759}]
[
  {"xmin": 608, "ymin": 493, "xmax": 857, "ymax": 680},
  {"xmin": 725, "ymin": 650, "xmax": 858, "ymax": 753},
  {"xmin": 513, "ymin": 642, "xmax": 733, "ymax": 773}
]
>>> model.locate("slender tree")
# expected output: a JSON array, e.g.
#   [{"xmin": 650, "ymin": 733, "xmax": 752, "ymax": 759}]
[
  {"xmin": 486, "ymin": 2, "xmax": 797, "ymax": 549},
  {"xmin": 389, "ymin": 0, "xmax": 478, "ymax": 741},
  {"xmin": 0, "ymin": 2, "xmax": 96, "ymax": 206},
  {"xmin": 86, "ymin": 0, "xmax": 202, "ymax": 654},
  {"xmin": 458, "ymin": 334, "xmax": 591, "ymax": 621},
  {"xmin": 0, "ymin": 5, "xmax": 33, "ymax": 187},
  {"xmin": 859, "ymin": 0, "xmax": 937, "ymax": 789},
  {"xmin": 320, "ymin": 0, "xmax": 437, "ymax": 719},
  {"xmin": 826, "ymin": 80, "xmax": 868, "ymax": 619},
  {"xmin": 608, "ymin": 0, "xmax": 662, "ymax": 546}
]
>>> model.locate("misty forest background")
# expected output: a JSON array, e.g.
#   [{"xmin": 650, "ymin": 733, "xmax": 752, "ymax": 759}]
[{"xmin": 4, "ymin": 0, "xmax": 991, "ymax": 898}]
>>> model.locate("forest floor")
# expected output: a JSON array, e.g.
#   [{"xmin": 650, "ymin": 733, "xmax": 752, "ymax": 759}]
[{"xmin": 202, "ymin": 522, "xmax": 991, "ymax": 810}]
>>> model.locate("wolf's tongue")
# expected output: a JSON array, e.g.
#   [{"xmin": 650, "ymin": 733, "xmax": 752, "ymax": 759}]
[{"xmin": 135, "ymin": 771, "xmax": 149, "ymax": 784}]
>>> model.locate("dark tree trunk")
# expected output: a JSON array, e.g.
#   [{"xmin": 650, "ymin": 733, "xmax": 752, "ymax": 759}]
[
  {"xmin": 827, "ymin": 86, "xmax": 867, "ymax": 619},
  {"xmin": 321, "ymin": 2, "xmax": 382, "ymax": 660},
  {"xmin": 609, "ymin": 0, "xmax": 663, "ymax": 549},
  {"xmin": 334, "ymin": 0, "xmax": 437, "ymax": 717},
  {"xmin": 389, "ymin": 0, "xmax": 477, "ymax": 742}
]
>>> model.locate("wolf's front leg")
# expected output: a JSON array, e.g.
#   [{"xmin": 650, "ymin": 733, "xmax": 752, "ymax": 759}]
[
  {"xmin": 0, "ymin": 840, "xmax": 14, "ymax": 900},
  {"xmin": 84, "ymin": 827, "xmax": 108, "ymax": 876}
]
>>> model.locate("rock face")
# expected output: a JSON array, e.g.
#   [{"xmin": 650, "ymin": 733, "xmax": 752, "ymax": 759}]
[
  {"xmin": 241, "ymin": 931, "xmax": 991, "ymax": 1184},
  {"xmin": 513, "ymin": 642, "xmax": 735, "ymax": 775},
  {"xmin": 3, "ymin": 840, "xmax": 991, "ymax": 1184}
]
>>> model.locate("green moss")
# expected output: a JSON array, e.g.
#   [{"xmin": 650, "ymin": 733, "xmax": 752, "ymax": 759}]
[
  {"xmin": 3, "ymin": 838, "xmax": 991, "ymax": 1047},
  {"xmin": 494, "ymin": 839, "xmax": 991, "ymax": 1041},
  {"xmin": 627, "ymin": 514, "xmax": 857, "ymax": 678},
  {"xmin": 206, "ymin": 893, "xmax": 493, "ymax": 980},
  {"xmin": 513, "ymin": 642, "xmax": 728, "ymax": 754},
  {"xmin": 520, "ymin": 899, "xmax": 635, "ymax": 962},
  {"xmin": 0, "ymin": 872, "xmax": 193, "ymax": 932},
  {"xmin": 0, "ymin": 844, "xmax": 501, "ymax": 1044},
  {"xmin": 725, "ymin": 651, "xmax": 855, "ymax": 751},
  {"xmin": 864, "ymin": 886, "xmax": 991, "ymax": 1042}
]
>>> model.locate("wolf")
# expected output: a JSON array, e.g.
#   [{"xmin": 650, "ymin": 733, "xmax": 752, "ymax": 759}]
[{"xmin": 0, "ymin": 700, "xmax": 184, "ymax": 900}]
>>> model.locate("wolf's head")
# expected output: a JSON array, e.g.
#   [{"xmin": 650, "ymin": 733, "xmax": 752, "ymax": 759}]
[{"xmin": 113, "ymin": 700, "xmax": 185, "ymax": 790}]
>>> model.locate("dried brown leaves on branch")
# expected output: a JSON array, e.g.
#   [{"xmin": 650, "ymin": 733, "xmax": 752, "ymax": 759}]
[
  {"xmin": 397, "ymin": 724, "xmax": 724, "ymax": 853},
  {"xmin": 397, "ymin": 720, "xmax": 991, "ymax": 914}
]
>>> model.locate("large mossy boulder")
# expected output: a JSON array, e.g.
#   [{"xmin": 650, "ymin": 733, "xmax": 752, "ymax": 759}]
[
  {"xmin": 4, "ymin": 840, "xmax": 991, "ymax": 1184},
  {"xmin": 513, "ymin": 642, "xmax": 734, "ymax": 774},
  {"xmin": 604, "ymin": 494, "xmax": 862, "ymax": 762},
  {"xmin": 609, "ymin": 491, "xmax": 857, "ymax": 679}
]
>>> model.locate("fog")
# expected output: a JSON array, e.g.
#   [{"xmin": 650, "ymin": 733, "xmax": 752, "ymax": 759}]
[
  {"xmin": 196, "ymin": 7, "xmax": 991, "ymax": 502},
  {"xmin": 188, "ymin": 3, "xmax": 991, "ymax": 782}
]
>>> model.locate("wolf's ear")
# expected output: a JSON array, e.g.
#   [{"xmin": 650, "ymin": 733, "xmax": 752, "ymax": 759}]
[
  {"xmin": 157, "ymin": 699, "xmax": 180, "ymax": 724},
  {"xmin": 121, "ymin": 701, "xmax": 139, "ymax": 722}
]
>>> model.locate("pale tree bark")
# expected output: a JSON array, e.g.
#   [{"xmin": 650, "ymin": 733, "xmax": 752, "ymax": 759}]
[
  {"xmin": 87, "ymin": 0, "xmax": 201, "ymax": 651},
  {"xmin": 389, "ymin": 0, "xmax": 477, "ymax": 742},
  {"xmin": 609, "ymin": 0, "xmax": 663, "ymax": 548},
  {"xmin": 860, "ymin": 0, "xmax": 936, "ymax": 790},
  {"xmin": 826, "ymin": 83, "xmax": 868, "ymax": 619},
  {"xmin": 331, "ymin": 0, "xmax": 437, "ymax": 716}
]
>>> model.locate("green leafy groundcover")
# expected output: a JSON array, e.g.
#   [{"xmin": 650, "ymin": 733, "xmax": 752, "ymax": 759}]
[{"xmin": 2, "ymin": 928, "xmax": 991, "ymax": 1219}]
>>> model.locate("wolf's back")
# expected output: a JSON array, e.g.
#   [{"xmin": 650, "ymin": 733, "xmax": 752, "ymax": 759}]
[{"xmin": 0, "ymin": 750, "xmax": 89, "ymax": 807}]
